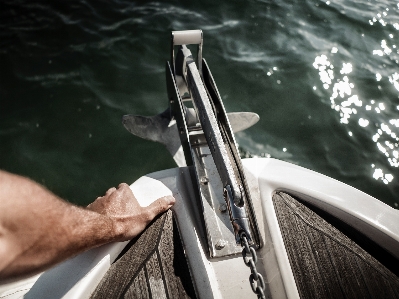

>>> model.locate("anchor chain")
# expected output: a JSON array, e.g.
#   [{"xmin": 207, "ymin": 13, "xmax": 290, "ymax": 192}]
[{"xmin": 240, "ymin": 232, "xmax": 266, "ymax": 299}]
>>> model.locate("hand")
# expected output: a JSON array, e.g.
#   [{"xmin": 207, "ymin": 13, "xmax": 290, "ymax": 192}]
[{"xmin": 87, "ymin": 183, "xmax": 175, "ymax": 241}]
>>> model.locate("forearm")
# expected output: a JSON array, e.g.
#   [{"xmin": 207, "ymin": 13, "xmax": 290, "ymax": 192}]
[
  {"xmin": 0, "ymin": 171, "xmax": 117, "ymax": 281},
  {"xmin": 0, "ymin": 170, "xmax": 174, "ymax": 282}
]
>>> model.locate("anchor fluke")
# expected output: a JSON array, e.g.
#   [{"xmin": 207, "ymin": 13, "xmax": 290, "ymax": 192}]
[
  {"xmin": 122, "ymin": 109, "xmax": 186, "ymax": 166},
  {"xmin": 122, "ymin": 110, "xmax": 259, "ymax": 167},
  {"xmin": 226, "ymin": 112, "xmax": 259, "ymax": 133}
]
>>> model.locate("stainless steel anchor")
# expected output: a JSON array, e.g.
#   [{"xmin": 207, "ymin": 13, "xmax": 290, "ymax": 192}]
[{"xmin": 123, "ymin": 30, "xmax": 261, "ymax": 257}]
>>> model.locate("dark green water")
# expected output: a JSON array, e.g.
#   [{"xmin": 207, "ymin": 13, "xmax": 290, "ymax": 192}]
[{"xmin": 1, "ymin": 0, "xmax": 398, "ymax": 208}]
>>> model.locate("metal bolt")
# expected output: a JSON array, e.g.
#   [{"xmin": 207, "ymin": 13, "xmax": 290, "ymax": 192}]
[
  {"xmin": 219, "ymin": 203, "xmax": 227, "ymax": 213},
  {"xmin": 200, "ymin": 176, "xmax": 208, "ymax": 185},
  {"xmin": 215, "ymin": 239, "xmax": 226, "ymax": 250}
]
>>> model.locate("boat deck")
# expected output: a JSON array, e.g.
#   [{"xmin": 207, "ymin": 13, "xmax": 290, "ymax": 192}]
[
  {"xmin": 90, "ymin": 210, "xmax": 196, "ymax": 299},
  {"xmin": 274, "ymin": 192, "xmax": 399, "ymax": 299},
  {"xmin": 91, "ymin": 191, "xmax": 399, "ymax": 299}
]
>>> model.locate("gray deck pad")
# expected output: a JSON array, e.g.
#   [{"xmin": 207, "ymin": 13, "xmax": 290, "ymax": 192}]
[
  {"xmin": 273, "ymin": 192, "xmax": 399, "ymax": 299},
  {"xmin": 90, "ymin": 210, "xmax": 196, "ymax": 299}
]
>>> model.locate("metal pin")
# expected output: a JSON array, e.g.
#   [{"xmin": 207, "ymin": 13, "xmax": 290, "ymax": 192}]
[
  {"xmin": 215, "ymin": 239, "xmax": 226, "ymax": 250},
  {"xmin": 200, "ymin": 176, "xmax": 209, "ymax": 184},
  {"xmin": 219, "ymin": 203, "xmax": 227, "ymax": 213}
]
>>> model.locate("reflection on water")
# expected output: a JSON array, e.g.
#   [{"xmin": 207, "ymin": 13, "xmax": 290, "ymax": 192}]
[
  {"xmin": 313, "ymin": 52, "xmax": 359, "ymax": 125},
  {"xmin": 313, "ymin": 3, "xmax": 399, "ymax": 186}
]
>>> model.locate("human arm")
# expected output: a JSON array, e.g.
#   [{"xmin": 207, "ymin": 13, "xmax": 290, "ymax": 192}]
[{"xmin": 0, "ymin": 170, "xmax": 175, "ymax": 282}]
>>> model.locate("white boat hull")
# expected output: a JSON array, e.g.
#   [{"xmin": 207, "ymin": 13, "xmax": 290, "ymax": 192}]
[{"xmin": 1, "ymin": 157, "xmax": 398, "ymax": 298}]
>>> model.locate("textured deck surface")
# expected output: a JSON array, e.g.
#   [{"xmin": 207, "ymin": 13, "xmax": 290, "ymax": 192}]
[
  {"xmin": 273, "ymin": 192, "xmax": 399, "ymax": 299},
  {"xmin": 90, "ymin": 210, "xmax": 196, "ymax": 299}
]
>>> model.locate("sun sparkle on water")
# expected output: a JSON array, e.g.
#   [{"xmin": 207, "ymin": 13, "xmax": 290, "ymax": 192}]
[{"xmin": 313, "ymin": 4, "xmax": 399, "ymax": 185}]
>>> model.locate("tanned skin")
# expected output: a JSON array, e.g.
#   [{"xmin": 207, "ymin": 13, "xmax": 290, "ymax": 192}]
[{"xmin": 0, "ymin": 170, "xmax": 175, "ymax": 282}]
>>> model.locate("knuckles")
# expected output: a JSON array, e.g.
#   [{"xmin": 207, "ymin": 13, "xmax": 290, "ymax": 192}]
[{"xmin": 118, "ymin": 183, "xmax": 130, "ymax": 190}]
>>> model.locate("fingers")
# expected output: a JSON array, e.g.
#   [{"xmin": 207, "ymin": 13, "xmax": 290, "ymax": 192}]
[
  {"xmin": 117, "ymin": 183, "xmax": 130, "ymax": 189},
  {"xmin": 103, "ymin": 183, "xmax": 131, "ymax": 198},
  {"xmin": 116, "ymin": 183, "xmax": 135, "ymax": 198},
  {"xmin": 144, "ymin": 195, "xmax": 176, "ymax": 223},
  {"xmin": 105, "ymin": 187, "xmax": 117, "ymax": 196}
]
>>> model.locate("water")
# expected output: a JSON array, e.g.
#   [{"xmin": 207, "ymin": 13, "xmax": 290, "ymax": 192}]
[{"xmin": 1, "ymin": 0, "xmax": 398, "ymax": 208}]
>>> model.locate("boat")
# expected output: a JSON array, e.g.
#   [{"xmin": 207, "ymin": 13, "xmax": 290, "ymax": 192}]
[{"xmin": 1, "ymin": 30, "xmax": 399, "ymax": 299}]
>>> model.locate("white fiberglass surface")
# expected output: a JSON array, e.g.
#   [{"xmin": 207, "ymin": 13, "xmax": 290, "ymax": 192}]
[
  {"xmin": 242, "ymin": 157, "xmax": 399, "ymax": 299},
  {"xmin": 243, "ymin": 158, "xmax": 399, "ymax": 242},
  {"xmin": 242, "ymin": 157, "xmax": 399, "ymax": 258}
]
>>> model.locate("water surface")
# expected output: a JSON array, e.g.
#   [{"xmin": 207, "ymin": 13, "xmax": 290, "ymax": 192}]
[{"xmin": 1, "ymin": 0, "xmax": 398, "ymax": 208}]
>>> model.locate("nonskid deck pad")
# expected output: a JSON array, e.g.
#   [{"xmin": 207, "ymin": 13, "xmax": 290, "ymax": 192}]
[
  {"xmin": 273, "ymin": 192, "xmax": 399, "ymax": 299},
  {"xmin": 90, "ymin": 210, "xmax": 197, "ymax": 299}
]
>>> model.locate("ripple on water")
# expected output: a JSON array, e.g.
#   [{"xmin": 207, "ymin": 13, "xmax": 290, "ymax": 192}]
[{"xmin": 0, "ymin": 0, "xmax": 398, "ymax": 207}]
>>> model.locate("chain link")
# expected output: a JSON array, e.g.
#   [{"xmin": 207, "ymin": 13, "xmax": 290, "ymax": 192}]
[{"xmin": 240, "ymin": 232, "xmax": 266, "ymax": 299}]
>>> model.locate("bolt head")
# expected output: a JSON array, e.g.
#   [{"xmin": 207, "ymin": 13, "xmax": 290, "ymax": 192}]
[
  {"xmin": 219, "ymin": 203, "xmax": 227, "ymax": 213},
  {"xmin": 200, "ymin": 177, "xmax": 209, "ymax": 184},
  {"xmin": 215, "ymin": 239, "xmax": 226, "ymax": 250}
]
